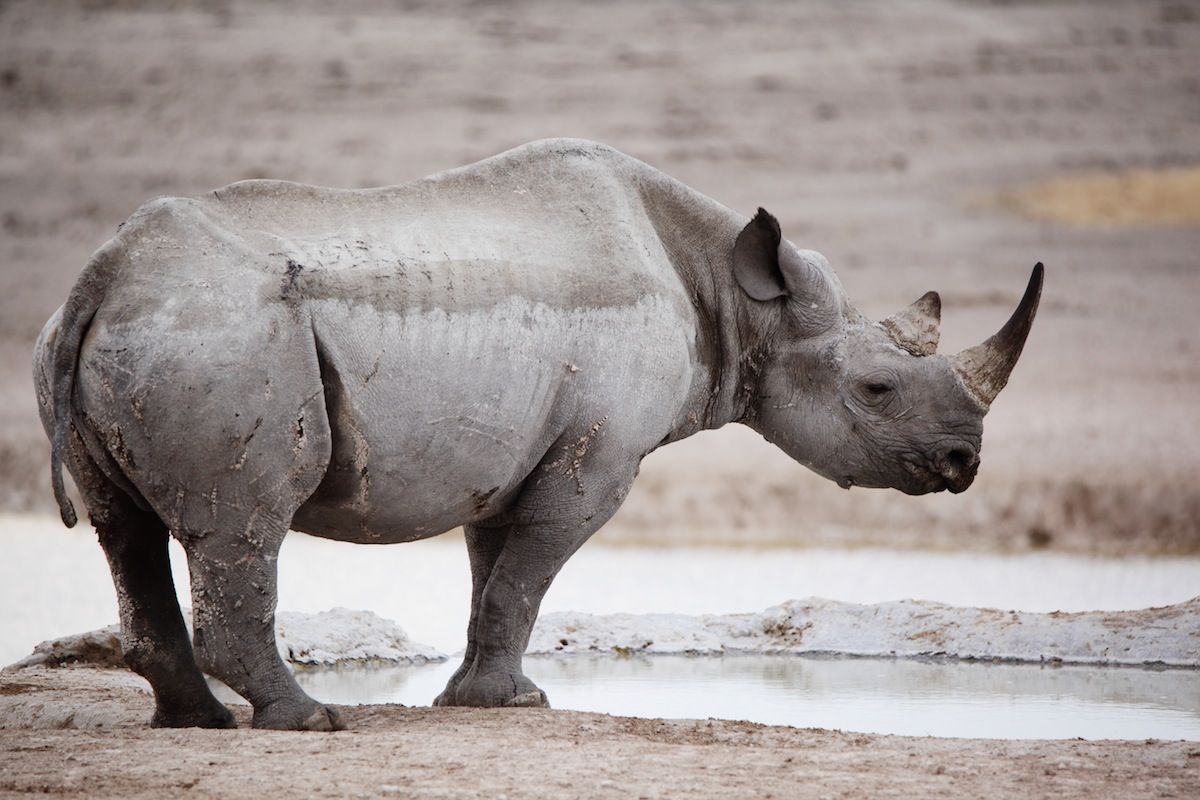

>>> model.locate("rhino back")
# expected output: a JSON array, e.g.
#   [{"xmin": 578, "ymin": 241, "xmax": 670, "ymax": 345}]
[{"xmin": 202, "ymin": 140, "xmax": 693, "ymax": 313}]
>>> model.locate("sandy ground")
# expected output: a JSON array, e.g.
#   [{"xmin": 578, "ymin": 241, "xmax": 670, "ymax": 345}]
[
  {"xmin": 3, "ymin": 666, "xmax": 1199, "ymax": 800},
  {"xmin": 2, "ymin": 0, "xmax": 1200, "ymax": 796}
]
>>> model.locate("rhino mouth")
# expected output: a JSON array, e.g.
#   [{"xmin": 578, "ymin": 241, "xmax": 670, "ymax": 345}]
[
  {"xmin": 897, "ymin": 472, "xmax": 968, "ymax": 496},
  {"xmin": 895, "ymin": 454, "xmax": 978, "ymax": 495},
  {"xmin": 922, "ymin": 456, "xmax": 979, "ymax": 494},
  {"xmin": 841, "ymin": 448, "xmax": 978, "ymax": 494},
  {"xmin": 941, "ymin": 471, "xmax": 975, "ymax": 494}
]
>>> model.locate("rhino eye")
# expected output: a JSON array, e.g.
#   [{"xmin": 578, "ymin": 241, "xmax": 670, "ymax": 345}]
[{"xmin": 863, "ymin": 382, "xmax": 892, "ymax": 396}]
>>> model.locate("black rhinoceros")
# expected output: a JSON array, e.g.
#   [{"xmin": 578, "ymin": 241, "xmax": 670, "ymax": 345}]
[{"xmin": 35, "ymin": 139, "xmax": 1041, "ymax": 730}]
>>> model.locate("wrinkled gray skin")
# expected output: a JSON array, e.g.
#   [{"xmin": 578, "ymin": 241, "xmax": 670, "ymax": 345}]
[{"xmin": 34, "ymin": 139, "xmax": 1042, "ymax": 731}]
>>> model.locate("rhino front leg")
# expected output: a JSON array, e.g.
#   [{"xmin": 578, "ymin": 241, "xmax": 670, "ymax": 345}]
[
  {"xmin": 438, "ymin": 459, "xmax": 638, "ymax": 708},
  {"xmin": 181, "ymin": 518, "xmax": 345, "ymax": 731},
  {"xmin": 433, "ymin": 521, "xmax": 509, "ymax": 707}
]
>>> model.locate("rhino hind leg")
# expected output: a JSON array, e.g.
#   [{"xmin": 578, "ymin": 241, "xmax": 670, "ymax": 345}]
[
  {"xmin": 41, "ymin": 342, "xmax": 232, "ymax": 728},
  {"xmin": 94, "ymin": 491, "xmax": 235, "ymax": 728},
  {"xmin": 180, "ymin": 515, "xmax": 345, "ymax": 731}
]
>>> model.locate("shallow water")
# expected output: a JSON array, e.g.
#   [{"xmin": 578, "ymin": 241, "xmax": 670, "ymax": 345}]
[{"xmin": 279, "ymin": 657, "xmax": 1200, "ymax": 741}]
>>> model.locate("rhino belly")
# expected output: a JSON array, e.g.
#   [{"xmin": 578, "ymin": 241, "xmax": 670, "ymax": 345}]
[
  {"xmin": 290, "ymin": 301, "xmax": 576, "ymax": 543},
  {"xmin": 289, "ymin": 372, "xmax": 563, "ymax": 543},
  {"xmin": 291, "ymin": 451, "xmax": 530, "ymax": 544}
]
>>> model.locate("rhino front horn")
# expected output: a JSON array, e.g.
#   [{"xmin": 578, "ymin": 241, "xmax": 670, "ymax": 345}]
[{"xmin": 952, "ymin": 263, "xmax": 1044, "ymax": 410}]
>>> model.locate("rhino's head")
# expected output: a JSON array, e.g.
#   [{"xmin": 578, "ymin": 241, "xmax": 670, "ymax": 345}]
[{"xmin": 733, "ymin": 208, "xmax": 1042, "ymax": 496}]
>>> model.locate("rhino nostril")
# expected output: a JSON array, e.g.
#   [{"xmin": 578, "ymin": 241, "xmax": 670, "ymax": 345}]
[{"xmin": 939, "ymin": 446, "xmax": 978, "ymax": 478}]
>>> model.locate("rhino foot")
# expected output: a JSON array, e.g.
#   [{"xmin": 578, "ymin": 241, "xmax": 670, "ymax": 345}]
[
  {"xmin": 252, "ymin": 701, "xmax": 346, "ymax": 731},
  {"xmin": 151, "ymin": 700, "xmax": 237, "ymax": 729},
  {"xmin": 435, "ymin": 668, "xmax": 550, "ymax": 709}
]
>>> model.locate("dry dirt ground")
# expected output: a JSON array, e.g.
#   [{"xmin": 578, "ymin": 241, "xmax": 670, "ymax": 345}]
[
  {"xmin": 2, "ymin": 0, "xmax": 1199, "ymax": 797},
  {"xmin": 3, "ymin": 666, "xmax": 1199, "ymax": 800}
]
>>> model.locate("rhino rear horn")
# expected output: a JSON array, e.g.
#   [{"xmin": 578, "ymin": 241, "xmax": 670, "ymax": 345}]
[
  {"xmin": 883, "ymin": 291, "xmax": 941, "ymax": 356},
  {"xmin": 952, "ymin": 263, "xmax": 1044, "ymax": 410}
]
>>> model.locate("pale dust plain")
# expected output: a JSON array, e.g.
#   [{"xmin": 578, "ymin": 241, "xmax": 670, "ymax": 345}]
[{"xmin": 1, "ymin": 1, "xmax": 1199, "ymax": 797}]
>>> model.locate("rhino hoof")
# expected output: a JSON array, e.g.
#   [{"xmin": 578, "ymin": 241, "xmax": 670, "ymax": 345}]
[
  {"xmin": 504, "ymin": 690, "xmax": 550, "ymax": 708},
  {"xmin": 151, "ymin": 702, "xmax": 237, "ymax": 729},
  {"xmin": 434, "ymin": 690, "xmax": 549, "ymax": 708},
  {"xmin": 300, "ymin": 705, "xmax": 346, "ymax": 732},
  {"xmin": 252, "ymin": 702, "xmax": 346, "ymax": 731}
]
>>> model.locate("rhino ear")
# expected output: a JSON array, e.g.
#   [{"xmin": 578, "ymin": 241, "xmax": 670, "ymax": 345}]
[
  {"xmin": 882, "ymin": 291, "xmax": 942, "ymax": 356},
  {"xmin": 733, "ymin": 208, "xmax": 788, "ymax": 301}
]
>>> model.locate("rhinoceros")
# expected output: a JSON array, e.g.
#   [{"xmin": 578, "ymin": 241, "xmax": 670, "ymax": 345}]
[{"xmin": 35, "ymin": 138, "xmax": 1041, "ymax": 730}]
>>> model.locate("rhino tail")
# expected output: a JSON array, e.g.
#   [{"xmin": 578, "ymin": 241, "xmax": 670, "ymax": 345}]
[{"xmin": 48, "ymin": 243, "xmax": 120, "ymax": 528}]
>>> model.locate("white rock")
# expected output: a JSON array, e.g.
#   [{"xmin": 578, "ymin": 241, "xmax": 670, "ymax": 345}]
[
  {"xmin": 527, "ymin": 596, "xmax": 1200, "ymax": 667},
  {"xmin": 9, "ymin": 597, "xmax": 1196, "ymax": 672},
  {"xmin": 275, "ymin": 607, "xmax": 445, "ymax": 665},
  {"xmin": 5, "ymin": 608, "xmax": 446, "ymax": 670}
]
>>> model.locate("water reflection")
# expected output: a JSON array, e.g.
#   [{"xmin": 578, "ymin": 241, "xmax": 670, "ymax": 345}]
[{"xmin": 286, "ymin": 656, "xmax": 1200, "ymax": 741}]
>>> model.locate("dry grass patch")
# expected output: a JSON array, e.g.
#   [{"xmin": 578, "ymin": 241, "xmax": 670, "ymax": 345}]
[{"xmin": 986, "ymin": 166, "xmax": 1200, "ymax": 227}]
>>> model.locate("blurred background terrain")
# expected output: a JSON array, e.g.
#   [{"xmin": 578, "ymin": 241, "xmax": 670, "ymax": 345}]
[{"xmin": 2, "ymin": 0, "xmax": 1198, "ymax": 554}]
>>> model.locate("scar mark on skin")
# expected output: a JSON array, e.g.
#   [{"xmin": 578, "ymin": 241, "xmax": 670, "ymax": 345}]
[
  {"xmin": 229, "ymin": 417, "xmax": 264, "ymax": 471},
  {"xmin": 359, "ymin": 358, "xmax": 380, "ymax": 393},
  {"xmin": 281, "ymin": 259, "xmax": 305, "ymax": 298},
  {"xmin": 471, "ymin": 486, "xmax": 500, "ymax": 516},
  {"xmin": 545, "ymin": 416, "xmax": 609, "ymax": 495}
]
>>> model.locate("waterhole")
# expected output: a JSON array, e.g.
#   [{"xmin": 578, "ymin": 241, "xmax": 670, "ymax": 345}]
[{"xmin": 281, "ymin": 656, "xmax": 1200, "ymax": 741}]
